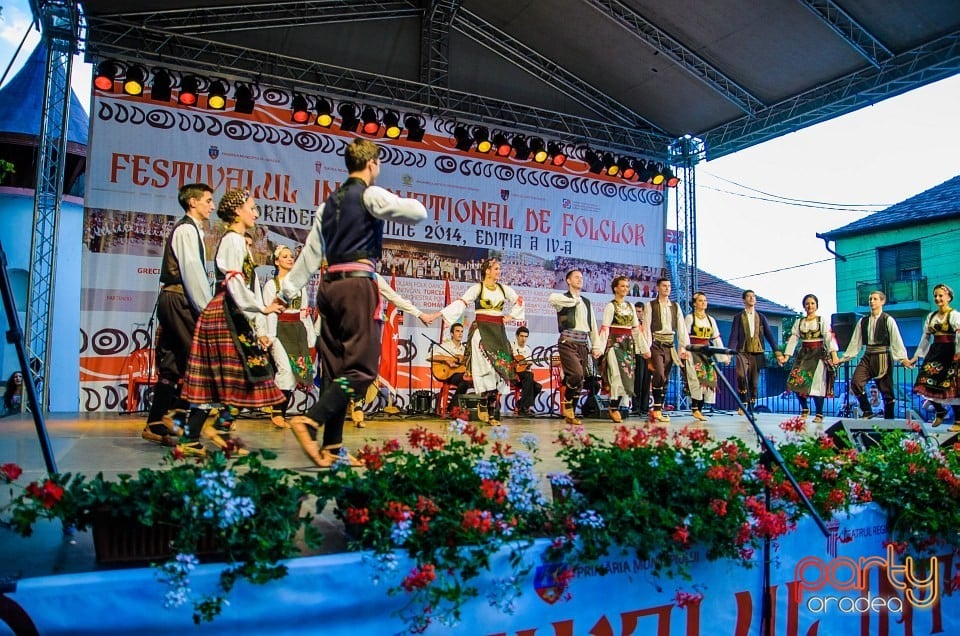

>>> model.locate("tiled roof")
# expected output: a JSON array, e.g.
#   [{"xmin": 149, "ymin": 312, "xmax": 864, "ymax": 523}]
[
  {"xmin": 694, "ymin": 269, "xmax": 795, "ymax": 316},
  {"xmin": 820, "ymin": 174, "xmax": 960, "ymax": 239},
  {"xmin": 0, "ymin": 43, "xmax": 89, "ymax": 145}
]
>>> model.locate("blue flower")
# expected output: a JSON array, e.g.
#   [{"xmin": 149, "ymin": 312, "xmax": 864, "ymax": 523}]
[{"xmin": 519, "ymin": 433, "xmax": 539, "ymax": 450}]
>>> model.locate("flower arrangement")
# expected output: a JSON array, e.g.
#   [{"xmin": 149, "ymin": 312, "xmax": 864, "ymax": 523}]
[
  {"xmin": 546, "ymin": 423, "xmax": 780, "ymax": 581},
  {"xmin": 313, "ymin": 409, "xmax": 550, "ymax": 634},
  {"xmin": 1, "ymin": 448, "xmax": 322, "ymax": 624}
]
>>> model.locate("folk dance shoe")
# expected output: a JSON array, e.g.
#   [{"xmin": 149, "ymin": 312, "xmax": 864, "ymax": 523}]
[
  {"xmin": 476, "ymin": 402, "xmax": 490, "ymax": 424},
  {"xmin": 800, "ymin": 409, "xmax": 810, "ymax": 421},
  {"xmin": 563, "ymin": 406, "xmax": 581, "ymax": 426},
  {"xmin": 141, "ymin": 419, "xmax": 180, "ymax": 447},
  {"xmin": 949, "ymin": 423, "xmax": 960, "ymax": 433},
  {"xmin": 201, "ymin": 409, "xmax": 249, "ymax": 456},
  {"xmin": 349, "ymin": 400, "xmax": 366, "ymax": 428},
  {"xmin": 652, "ymin": 410, "xmax": 670, "ymax": 424},
  {"xmin": 608, "ymin": 408, "xmax": 622, "ymax": 423},
  {"xmin": 813, "ymin": 414, "xmax": 824, "ymax": 424},
  {"xmin": 289, "ymin": 416, "xmax": 324, "ymax": 466},
  {"xmin": 318, "ymin": 445, "xmax": 363, "ymax": 468},
  {"xmin": 691, "ymin": 409, "xmax": 708, "ymax": 422}
]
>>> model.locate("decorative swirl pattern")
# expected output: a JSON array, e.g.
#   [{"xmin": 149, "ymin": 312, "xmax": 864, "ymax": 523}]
[{"xmin": 91, "ymin": 328, "xmax": 129, "ymax": 356}]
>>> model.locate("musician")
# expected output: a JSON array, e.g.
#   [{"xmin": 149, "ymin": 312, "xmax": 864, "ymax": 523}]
[
  {"xmin": 436, "ymin": 323, "xmax": 472, "ymax": 413},
  {"xmin": 512, "ymin": 326, "xmax": 542, "ymax": 416}
]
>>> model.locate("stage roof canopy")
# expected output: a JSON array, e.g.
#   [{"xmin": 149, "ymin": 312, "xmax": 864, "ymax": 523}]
[{"xmin": 76, "ymin": 0, "xmax": 960, "ymax": 160}]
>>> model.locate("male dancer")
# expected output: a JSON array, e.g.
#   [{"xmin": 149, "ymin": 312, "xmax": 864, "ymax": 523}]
[
  {"xmin": 727, "ymin": 289, "xmax": 782, "ymax": 415},
  {"xmin": 839, "ymin": 290, "xmax": 913, "ymax": 419},
  {"xmin": 549, "ymin": 269, "xmax": 603, "ymax": 425},
  {"xmin": 643, "ymin": 278, "xmax": 690, "ymax": 423},
  {"xmin": 281, "ymin": 139, "xmax": 426, "ymax": 467},
  {"xmin": 631, "ymin": 301, "xmax": 652, "ymax": 417},
  {"xmin": 512, "ymin": 326, "xmax": 542, "ymax": 416},
  {"xmin": 142, "ymin": 183, "xmax": 214, "ymax": 446}
]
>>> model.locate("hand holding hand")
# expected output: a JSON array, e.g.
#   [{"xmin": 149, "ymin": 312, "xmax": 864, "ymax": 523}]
[{"xmin": 262, "ymin": 300, "xmax": 285, "ymax": 315}]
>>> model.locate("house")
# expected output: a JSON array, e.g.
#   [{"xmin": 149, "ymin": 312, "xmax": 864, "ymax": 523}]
[
  {"xmin": 694, "ymin": 268, "xmax": 796, "ymax": 347},
  {"xmin": 818, "ymin": 174, "xmax": 960, "ymax": 349}
]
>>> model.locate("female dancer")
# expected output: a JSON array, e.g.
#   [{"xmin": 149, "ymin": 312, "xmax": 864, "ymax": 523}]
[
  {"xmin": 683, "ymin": 292, "xmax": 729, "ymax": 421},
  {"xmin": 262, "ymin": 244, "xmax": 318, "ymax": 429},
  {"xmin": 780, "ymin": 293, "xmax": 839, "ymax": 423},
  {"xmin": 599, "ymin": 276, "xmax": 649, "ymax": 422},
  {"xmin": 909, "ymin": 283, "xmax": 960, "ymax": 428},
  {"xmin": 439, "ymin": 258, "xmax": 524, "ymax": 426},
  {"xmin": 179, "ymin": 189, "xmax": 284, "ymax": 455}
]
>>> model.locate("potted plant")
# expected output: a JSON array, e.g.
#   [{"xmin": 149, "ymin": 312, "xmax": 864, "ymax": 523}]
[
  {"xmin": 313, "ymin": 410, "xmax": 550, "ymax": 634},
  {"xmin": 1, "ymin": 447, "xmax": 322, "ymax": 623}
]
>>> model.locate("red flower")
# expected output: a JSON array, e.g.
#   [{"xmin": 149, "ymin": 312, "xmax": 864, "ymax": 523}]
[
  {"xmin": 384, "ymin": 501, "xmax": 412, "ymax": 522},
  {"xmin": 1, "ymin": 462, "xmax": 22, "ymax": 482},
  {"xmin": 674, "ymin": 589, "xmax": 704, "ymax": 609},
  {"xmin": 25, "ymin": 479, "xmax": 64, "ymax": 509},
  {"xmin": 672, "ymin": 525, "xmax": 690, "ymax": 545},
  {"xmin": 480, "ymin": 479, "xmax": 507, "ymax": 504},
  {"xmin": 461, "ymin": 509, "xmax": 494, "ymax": 533},
  {"xmin": 710, "ymin": 499, "xmax": 728, "ymax": 517},
  {"xmin": 401, "ymin": 564, "xmax": 437, "ymax": 592},
  {"xmin": 345, "ymin": 507, "xmax": 370, "ymax": 525}
]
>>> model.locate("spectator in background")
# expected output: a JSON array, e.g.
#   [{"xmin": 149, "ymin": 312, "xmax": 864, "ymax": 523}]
[{"xmin": 2, "ymin": 372, "xmax": 23, "ymax": 416}]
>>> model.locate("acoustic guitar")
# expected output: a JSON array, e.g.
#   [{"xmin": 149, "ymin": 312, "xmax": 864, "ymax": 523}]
[
  {"xmin": 431, "ymin": 355, "xmax": 466, "ymax": 381},
  {"xmin": 513, "ymin": 355, "xmax": 532, "ymax": 373}
]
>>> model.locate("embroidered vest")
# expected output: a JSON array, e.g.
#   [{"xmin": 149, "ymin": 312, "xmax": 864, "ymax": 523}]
[
  {"xmin": 159, "ymin": 216, "xmax": 205, "ymax": 286},
  {"xmin": 648, "ymin": 300, "xmax": 679, "ymax": 333},
  {"xmin": 557, "ymin": 292, "xmax": 593, "ymax": 332},
  {"xmin": 859, "ymin": 312, "xmax": 891, "ymax": 345},
  {"xmin": 475, "ymin": 283, "xmax": 506, "ymax": 312},
  {"xmin": 322, "ymin": 177, "xmax": 383, "ymax": 264}
]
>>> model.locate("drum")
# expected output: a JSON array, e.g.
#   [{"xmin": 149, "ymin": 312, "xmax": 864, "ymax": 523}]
[{"xmin": 410, "ymin": 390, "xmax": 435, "ymax": 414}]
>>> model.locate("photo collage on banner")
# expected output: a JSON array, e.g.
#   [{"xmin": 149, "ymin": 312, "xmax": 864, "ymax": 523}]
[{"xmin": 79, "ymin": 92, "xmax": 668, "ymax": 412}]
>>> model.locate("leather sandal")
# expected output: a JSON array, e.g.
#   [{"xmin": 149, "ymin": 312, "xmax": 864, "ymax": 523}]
[
  {"xmin": 271, "ymin": 414, "xmax": 290, "ymax": 429},
  {"xmin": 691, "ymin": 409, "xmax": 708, "ymax": 422},
  {"xmin": 563, "ymin": 407, "xmax": 581, "ymax": 426},
  {"xmin": 290, "ymin": 416, "xmax": 324, "ymax": 465},
  {"xmin": 813, "ymin": 414, "xmax": 824, "ymax": 424},
  {"xmin": 160, "ymin": 409, "xmax": 187, "ymax": 436},
  {"xmin": 142, "ymin": 423, "xmax": 179, "ymax": 447},
  {"xmin": 318, "ymin": 447, "xmax": 363, "ymax": 468},
  {"xmin": 176, "ymin": 441, "xmax": 206, "ymax": 458},
  {"xmin": 652, "ymin": 410, "xmax": 670, "ymax": 423},
  {"xmin": 607, "ymin": 408, "xmax": 622, "ymax": 423},
  {"xmin": 350, "ymin": 402, "xmax": 366, "ymax": 428}
]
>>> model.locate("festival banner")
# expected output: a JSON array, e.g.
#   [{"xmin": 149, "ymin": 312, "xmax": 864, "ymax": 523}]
[{"xmin": 79, "ymin": 93, "xmax": 667, "ymax": 412}]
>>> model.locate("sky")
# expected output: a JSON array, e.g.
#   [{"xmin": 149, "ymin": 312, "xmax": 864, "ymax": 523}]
[{"xmin": 3, "ymin": 2, "xmax": 959, "ymax": 320}]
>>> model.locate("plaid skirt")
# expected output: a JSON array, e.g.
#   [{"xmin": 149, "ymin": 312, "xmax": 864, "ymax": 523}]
[{"xmin": 182, "ymin": 292, "xmax": 284, "ymax": 408}]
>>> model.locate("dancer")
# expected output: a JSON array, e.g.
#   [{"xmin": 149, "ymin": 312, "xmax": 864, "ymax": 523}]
[
  {"xmin": 439, "ymin": 258, "xmax": 523, "ymax": 425},
  {"xmin": 281, "ymin": 139, "xmax": 427, "ymax": 467},
  {"xmin": 599, "ymin": 276, "xmax": 649, "ymax": 423},
  {"xmin": 262, "ymin": 244, "xmax": 318, "ymax": 429},
  {"xmin": 779, "ymin": 293, "xmax": 839, "ymax": 424},
  {"xmin": 142, "ymin": 183, "xmax": 214, "ymax": 447},
  {"xmin": 643, "ymin": 278, "xmax": 690, "ymax": 423},
  {"xmin": 839, "ymin": 290, "xmax": 913, "ymax": 419},
  {"xmin": 683, "ymin": 292, "xmax": 729, "ymax": 421},
  {"xmin": 179, "ymin": 189, "xmax": 284, "ymax": 455},
  {"xmin": 512, "ymin": 326, "xmax": 543, "ymax": 416},
  {"xmin": 908, "ymin": 283, "xmax": 960, "ymax": 428},
  {"xmin": 549, "ymin": 269, "xmax": 603, "ymax": 425},
  {"xmin": 631, "ymin": 302, "xmax": 652, "ymax": 417},
  {"xmin": 727, "ymin": 289, "xmax": 782, "ymax": 415}
]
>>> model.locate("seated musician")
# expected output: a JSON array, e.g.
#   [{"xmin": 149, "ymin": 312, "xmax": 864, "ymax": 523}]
[
  {"xmin": 435, "ymin": 323, "xmax": 472, "ymax": 413},
  {"xmin": 512, "ymin": 326, "xmax": 542, "ymax": 416}
]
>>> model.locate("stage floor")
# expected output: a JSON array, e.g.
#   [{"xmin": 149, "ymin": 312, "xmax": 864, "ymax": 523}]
[{"xmin": 0, "ymin": 407, "xmax": 940, "ymax": 582}]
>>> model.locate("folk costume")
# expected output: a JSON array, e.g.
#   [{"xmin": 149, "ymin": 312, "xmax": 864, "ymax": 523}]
[
  {"xmin": 441, "ymin": 282, "xmax": 524, "ymax": 425},
  {"xmin": 644, "ymin": 298, "xmax": 691, "ymax": 422},
  {"xmin": 281, "ymin": 175, "xmax": 426, "ymax": 465},
  {"xmin": 263, "ymin": 272, "xmax": 318, "ymax": 425},
  {"xmin": 913, "ymin": 308, "xmax": 960, "ymax": 422},
  {"xmin": 783, "ymin": 315, "xmax": 838, "ymax": 421},
  {"xmin": 727, "ymin": 309, "xmax": 780, "ymax": 412},
  {"xmin": 599, "ymin": 298, "xmax": 649, "ymax": 422},
  {"xmin": 549, "ymin": 291, "xmax": 603, "ymax": 424},
  {"xmin": 843, "ymin": 312, "xmax": 909, "ymax": 419},
  {"xmin": 511, "ymin": 338, "xmax": 542, "ymax": 416},
  {"xmin": 683, "ymin": 311, "xmax": 729, "ymax": 418}
]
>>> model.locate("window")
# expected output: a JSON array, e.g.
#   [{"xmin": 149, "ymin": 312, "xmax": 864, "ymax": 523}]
[{"xmin": 877, "ymin": 242, "xmax": 921, "ymax": 282}]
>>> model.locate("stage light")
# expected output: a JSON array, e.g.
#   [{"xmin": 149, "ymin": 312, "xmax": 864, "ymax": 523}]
[
  {"xmin": 234, "ymin": 84, "xmax": 255, "ymax": 114},
  {"xmin": 638, "ymin": 160, "xmax": 657, "ymax": 183},
  {"xmin": 493, "ymin": 132, "xmax": 511, "ymax": 157},
  {"xmin": 474, "ymin": 127, "xmax": 491, "ymax": 153},
  {"xmin": 651, "ymin": 162, "xmax": 666, "ymax": 185},
  {"xmin": 178, "ymin": 76, "xmax": 199, "ymax": 106},
  {"xmin": 621, "ymin": 158, "xmax": 636, "ymax": 180},
  {"xmin": 383, "ymin": 111, "xmax": 402, "ymax": 139},
  {"xmin": 122, "ymin": 65, "xmax": 146, "ymax": 96},
  {"xmin": 512, "ymin": 135, "xmax": 531, "ymax": 160},
  {"xmin": 584, "ymin": 149, "xmax": 603, "ymax": 174},
  {"xmin": 207, "ymin": 80, "xmax": 227, "ymax": 110},
  {"xmin": 602, "ymin": 152, "xmax": 619, "ymax": 176},
  {"xmin": 150, "ymin": 69, "xmax": 172, "ymax": 102},
  {"xmin": 404, "ymin": 114, "xmax": 426, "ymax": 142},
  {"xmin": 315, "ymin": 98, "xmax": 333, "ymax": 127},
  {"xmin": 361, "ymin": 106, "xmax": 381, "ymax": 135},
  {"xmin": 339, "ymin": 102, "xmax": 360, "ymax": 132},
  {"xmin": 664, "ymin": 167, "xmax": 680, "ymax": 187},
  {"xmin": 530, "ymin": 137, "xmax": 548, "ymax": 163},
  {"xmin": 94, "ymin": 61, "xmax": 117, "ymax": 92},
  {"xmin": 291, "ymin": 94, "xmax": 310, "ymax": 123},
  {"xmin": 454, "ymin": 125, "xmax": 473, "ymax": 151},
  {"xmin": 548, "ymin": 142, "xmax": 566, "ymax": 166}
]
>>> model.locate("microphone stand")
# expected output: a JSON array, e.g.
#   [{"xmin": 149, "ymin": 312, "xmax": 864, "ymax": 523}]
[{"xmin": 701, "ymin": 352, "xmax": 829, "ymax": 636}]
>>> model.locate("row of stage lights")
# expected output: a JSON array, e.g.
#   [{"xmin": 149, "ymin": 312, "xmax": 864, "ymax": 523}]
[{"xmin": 94, "ymin": 60, "xmax": 678, "ymax": 186}]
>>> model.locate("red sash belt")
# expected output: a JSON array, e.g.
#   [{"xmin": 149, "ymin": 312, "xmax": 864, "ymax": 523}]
[
  {"xmin": 934, "ymin": 334, "xmax": 955, "ymax": 343},
  {"xmin": 474, "ymin": 313, "xmax": 504, "ymax": 324},
  {"xmin": 609, "ymin": 326, "xmax": 632, "ymax": 335},
  {"xmin": 690, "ymin": 337, "xmax": 709, "ymax": 345},
  {"xmin": 278, "ymin": 313, "xmax": 301, "ymax": 322},
  {"xmin": 801, "ymin": 341, "xmax": 824, "ymax": 349}
]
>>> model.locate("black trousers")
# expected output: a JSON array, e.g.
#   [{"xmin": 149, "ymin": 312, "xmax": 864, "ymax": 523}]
[{"xmin": 633, "ymin": 354, "xmax": 651, "ymax": 413}]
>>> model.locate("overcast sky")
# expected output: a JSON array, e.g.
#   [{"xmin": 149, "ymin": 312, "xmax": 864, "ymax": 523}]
[{"xmin": 3, "ymin": 2, "xmax": 959, "ymax": 320}]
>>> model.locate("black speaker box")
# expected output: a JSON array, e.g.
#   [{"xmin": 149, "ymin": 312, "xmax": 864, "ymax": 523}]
[
  {"xmin": 455, "ymin": 394, "xmax": 486, "ymax": 421},
  {"xmin": 821, "ymin": 419, "xmax": 959, "ymax": 451},
  {"xmin": 830, "ymin": 313, "xmax": 860, "ymax": 352}
]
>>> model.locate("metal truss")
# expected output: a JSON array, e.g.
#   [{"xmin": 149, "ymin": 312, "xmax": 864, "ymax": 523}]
[
  {"xmin": 453, "ymin": 8, "xmax": 664, "ymax": 133},
  {"xmin": 95, "ymin": 0, "xmax": 424, "ymax": 34},
  {"xmin": 84, "ymin": 14, "xmax": 674, "ymax": 156},
  {"xmin": 700, "ymin": 30, "xmax": 960, "ymax": 160},
  {"xmin": 25, "ymin": 0, "xmax": 80, "ymax": 412},
  {"xmin": 668, "ymin": 135, "xmax": 705, "ymax": 315},
  {"xmin": 798, "ymin": 0, "xmax": 892, "ymax": 68},
  {"xmin": 419, "ymin": 0, "xmax": 461, "ymax": 101},
  {"xmin": 583, "ymin": 0, "xmax": 765, "ymax": 116}
]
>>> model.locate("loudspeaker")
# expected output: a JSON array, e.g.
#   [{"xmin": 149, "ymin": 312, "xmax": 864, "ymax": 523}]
[
  {"xmin": 455, "ymin": 394, "xmax": 485, "ymax": 421},
  {"xmin": 824, "ymin": 419, "xmax": 931, "ymax": 451},
  {"xmin": 831, "ymin": 313, "xmax": 860, "ymax": 352}
]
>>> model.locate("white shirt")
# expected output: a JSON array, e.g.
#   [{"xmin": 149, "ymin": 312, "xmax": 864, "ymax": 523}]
[{"xmin": 170, "ymin": 215, "xmax": 212, "ymax": 312}]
